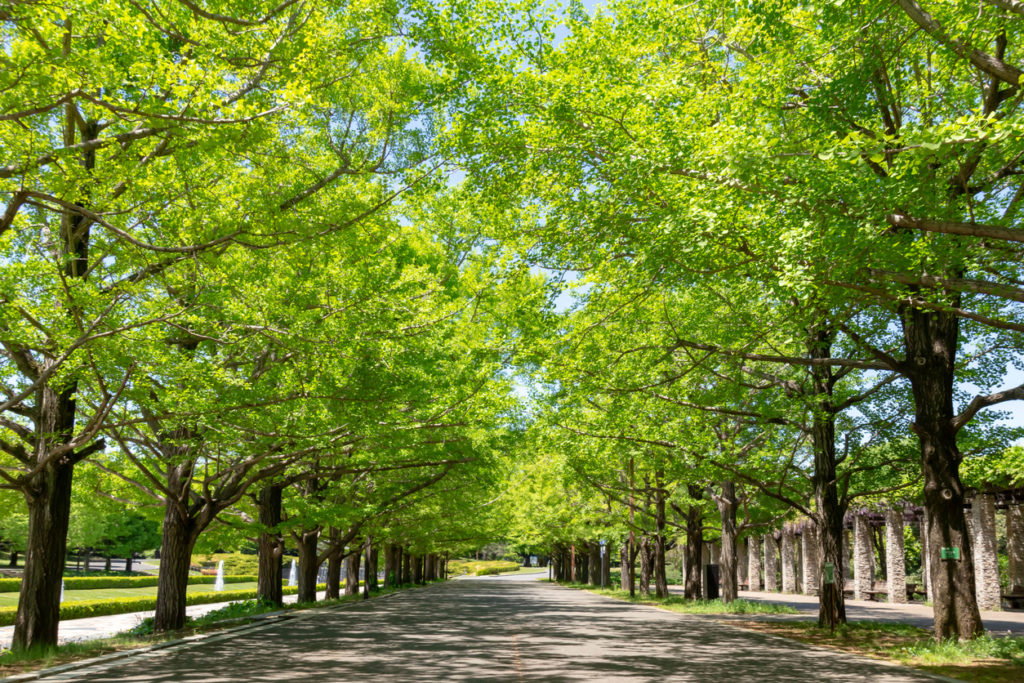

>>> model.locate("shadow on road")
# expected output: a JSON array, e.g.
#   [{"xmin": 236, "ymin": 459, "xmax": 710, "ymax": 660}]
[{"xmin": 57, "ymin": 581, "xmax": 933, "ymax": 682}]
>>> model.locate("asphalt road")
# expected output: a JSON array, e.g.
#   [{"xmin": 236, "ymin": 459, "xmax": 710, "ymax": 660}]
[{"xmin": 36, "ymin": 576, "xmax": 943, "ymax": 682}]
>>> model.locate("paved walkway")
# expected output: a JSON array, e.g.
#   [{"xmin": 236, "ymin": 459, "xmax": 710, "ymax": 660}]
[
  {"xmin": 30, "ymin": 577, "xmax": 939, "ymax": 681},
  {"xmin": 0, "ymin": 591, "xmax": 326, "ymax": 649},
  {"xmin": 729, "ymin": 589, "xmax": 1024, "ymax": 635}
]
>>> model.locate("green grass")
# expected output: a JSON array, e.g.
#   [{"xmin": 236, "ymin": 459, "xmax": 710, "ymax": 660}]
[
  {"xmin": 732, "ymin": 620, "xmax": 1024, "ymax": 683},
  {"xmin": 0, "ymin": 582, "xmax": 262, "ymax": 607},
  {"xmin": 563, "ymin": 582, "xmax": 798, "ymax": 615}
]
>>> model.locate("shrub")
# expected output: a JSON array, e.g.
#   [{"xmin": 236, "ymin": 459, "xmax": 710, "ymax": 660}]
[
  {"xmin": 0, "ymin": 583, "xmax": 324, "ymax": 626},
  {"xmin": 475, "ymin": 562, "xmax": 519, "ymax": 576},
  {"xmin": 0, "ymin": 574, "xmax": 258, "ymax": 592}
]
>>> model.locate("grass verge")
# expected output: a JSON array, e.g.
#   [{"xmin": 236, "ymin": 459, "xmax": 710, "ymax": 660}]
[
  {"xmin": 0, "ymin": 583, "xmax": 421, "ymax": 679},
  {"xmin": 729, "ymin": 620, "xmax": 1024, "ymax": 683},
  {"xmin": 558, "ymin": 581, "xmax": 798, "ymax": 615}
]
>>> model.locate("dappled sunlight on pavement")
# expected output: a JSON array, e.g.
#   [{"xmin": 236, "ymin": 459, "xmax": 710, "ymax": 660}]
[{"xmin": 40, "ymin": 581, "xmax": 940, "ymax": 682}]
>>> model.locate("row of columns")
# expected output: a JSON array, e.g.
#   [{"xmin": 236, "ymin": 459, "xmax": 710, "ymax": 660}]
[{"xmin": 739, "ymin": 498, "xmax": 1023, "ymax": 609}]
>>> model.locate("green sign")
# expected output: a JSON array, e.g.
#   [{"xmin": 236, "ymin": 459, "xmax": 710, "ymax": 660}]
[
  {"xmin": 940, "ymin": 547, "xmax": 960, "ymax": 560},
  {"xmin": 823, "ymin": 562, "xmax": 835, "ymax": 584}
]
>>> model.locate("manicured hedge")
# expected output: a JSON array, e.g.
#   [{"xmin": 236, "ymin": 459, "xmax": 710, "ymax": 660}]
[
  {"xmin": 0, "ymin": 583, "xmax": 326, "ymax": 626},
  {"xmin": 475, "ymin": 562, "xmax": 520, "ymax": 576},
  {"xmin": 0, "ymin": 574, "xmax": 259, "ymax": 592}
]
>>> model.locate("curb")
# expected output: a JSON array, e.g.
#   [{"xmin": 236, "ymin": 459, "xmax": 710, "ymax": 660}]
[{"xmin": 3, "ymin": 587, "xmax": 417, "ymax": 682}]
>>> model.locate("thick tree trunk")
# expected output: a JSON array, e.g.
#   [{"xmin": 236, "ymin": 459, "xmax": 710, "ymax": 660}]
[
  {"xmin": 639, "ymin": 535, "xmax": 652, "ymax": 594},
  {"xmin": 295, "ymin": 529, "xmax": 319, "ymax": 603},
  {"xmin": 654, "ymin": 474, "xmax": 669, "ymax": 599},
  {"xmin": 903, "ymin": 304, "xmax": 983, "ymax": 639},
  {"xmin": 326, "ymin": 548, "xmax": 343, "ymax": 600},
  {"xmin": 411, "ymin": 554, "xmax": 422, "ymax": 585},
  {"xmin": 125, "ymin": 556, "xmax": 132, "ymax": 573},
  {"xmin": 588, "ymin": 543, "xmax": 601, "ymax": 586},
  {"xmin": 808, "ymin": 328, "xmax": 848, "ymax": 628},
  {"xmin": 853, "ymin": 513, "xmax": 873, "ymax": 600},
  {"xmin": 801, "ymin": 525, "xmax": 820, "ymax": 597},
  {"xmin": 384, "ymin": 544, "xmax": 397, "ymax": 588},
  {"xmin": 12, "ymin": 458, "xmax": 75, "ymax": 651},
  {"xmin": 9, "ymin": 550, "xmax": 18, "ymax": 568},
  {"xmin": 369, "ymin": 547, "xmax": 379, "ymax": 590},
  {"xmin": 684, "ymin": 485, "xmax": 703, "ymax": 600},
  {"xmin": 256, "ymin": 485, "xmax": 284, "ymax": 606},
  {"xmin": 401, "ymin": 548, "xmax": 411, "ymax": 584},
  {"xmin": 718, "ymin": 481, "xmax": 739, "ymax": 603},
  {"xmin": 153, "ymin": 496, "xmax": 201, "ymax": 633},
  {"xmin": 104, "ymin": 556, "xmax": 111, "ymax": 571},
  {"xmin": 620, "ymin": 544, "xmax": 630, "ymax": 591},
  {"xmin": 345, "ymin": 550, "xmax": 361, "ymax": 596}
]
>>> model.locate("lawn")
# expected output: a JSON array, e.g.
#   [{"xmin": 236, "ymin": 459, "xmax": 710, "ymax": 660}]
[
  {"xmin": 0, "ymin": 582, "xmax": 260, "ymax": 607},
  {"xmin": 560, "ymin": 581, "xmax": 798, "ymax": 615},
  {"xmin": 727, "ymin": 620, "xmax": 1024, "ymax": 683}
]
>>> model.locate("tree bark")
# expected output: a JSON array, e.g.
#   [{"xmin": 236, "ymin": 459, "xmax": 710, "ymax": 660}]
[
  {"xmin": 256, "ymin": 485, "xmax": 284, "ymax": 606},
  {"xmin": 12, "ymin": 458, "xmax": 75, "ymax": 651},
  {"xmin": 684, "ymin": 484, "xmax": 703, "ymax": 599},
  {"xmin": 345, "ymin": 548, "xmax": 361, "ymax": 596},
  {"xmin": 639, "ymin": 535, "xmax": 651, "ymax": 594},
  {"xmin": 903, "ymin": 303, "xmax": 983, "ymax": 638},
  {"xmin": 295, "ymin": 529, "xmax": 319, "ymax": 603},
  {"xmin": 153, "ymin": 493, "xmax": 202, "ymax": 633},
  {"xmin": 808, "ymin": 327, "xmax": 848, "ymax": 628},
  {"xmin": 326, "ymin": 546, "xmax": 343, "ymax": 600},
  {"xmin": 588, "ymin": 543, "xmax": 601, "ymax": 586},
  {"xmin": 718, "ymin": 481, "xmax": 739, "ymax": 603}
]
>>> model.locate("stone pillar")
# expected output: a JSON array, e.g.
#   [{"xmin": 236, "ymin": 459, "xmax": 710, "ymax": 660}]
[
  {"xmin": 853, "ymin": 513, "xmax": 873, "ymax": 601},
  {"xmin": 747, "ymin": 536, "xmax": 762, "ymax": 591},
  {"xmin": 802, "ymin": 525, "xmax": 819, "ymax": 596},
  {"xmin": 972, "ymin": 493, "xmax": 1000, "ymax": 611},
  {"xmin": 885, "ymin": 507, "xmax": 907, "ymax": 604},
  {"xmin": 764, "ymin": 533, "xmax": 779, "ymax": 592},
  {"xmin": 842, "ymin": 528, "xmax": 852, "ymax": 579},
  {"xmin": 737, "ymin": 539, "xmax": 749, "ymax": 588},
  {"xmin": 1008, "ymin": 504, "xmax": 1024, "ymax": 592},
  {"xmin": 781, "ymin": 528, "xmax": 796, "ymax": 593}
]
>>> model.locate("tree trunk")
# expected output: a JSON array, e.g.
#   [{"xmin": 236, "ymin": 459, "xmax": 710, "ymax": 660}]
[
  {"xmin": 384, "ymin": 544, "xmax": 397, "ymax": 588},
  {"xmin": 153, "ymin": 496, "xmax": 201, "ymax": 633},
  {"xmin": 654, "ymin": 473, "xmax": 668, "ymax": 599},
  {"xmin": 256, "ymin": 485, "xmax": 284, "ymax": 606},
  {"xmin": 684, "ymin": 485, "xmax": 703, "ymax": 599},
  {"xmin": 295, "ymin": 529, "xmax": 319, "ymax": 603},
  {"xmin": 588, "ymin": 543, "xmax": 601, "ymax": 586},
  {"xmin": 718, "ymin": 481, "xmax": 739, "ymax": 603},
  {"xmin": 369, "ymin": 547, "xmax": 379, "ymax": 590},
  {"xmin": 12, "ymin": 459, "xmax": 75, "ymax": 651},
  {"xmin": 903, "ymin": 303, "xmax": 983, "ymax": 639},
  {"xmin": 345, "ymin": 549, "xmax": 361, "ymax": 596},
  {"xmin": 326, "ymin": 547, "xmax": 343, "ymax": 600},
  {"xmin": 363, "ymin": 537, "xmax": 372, "ymax": 598},
  {"xmin": 125, "ymin": 556, "xmax": 132, "ymax": 573},
  {"xmin": 747, "ymin": 536, "xmax": 762, "ymax": 591},
  {"xmin": 639, "ymin": 535, "xmax": 652, "ymax": 594},
  {"xmin": 971, "ymin": 493, "xmax": 999, "ymax": 611},
  {"xmin": 104, "ymin": 556, "xmax": 112, "ymax": 572},
  {"xmin": 402, "ymin": 548, "xmax": 411, "ymax": 584},
  {"xmin": 806, "ymin": 328, "xmax": 849, "ymax": 628},
  {"xmin": 411, "ymin": 554, "xmax": 421, "ymax": 584},
  {"xmin": 9, "ymin": 550, "xmax": 17, "ymax": 568},
  {"xmin": 620, "ymin": 544, "xmax": 629, "ymax": 591}
]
